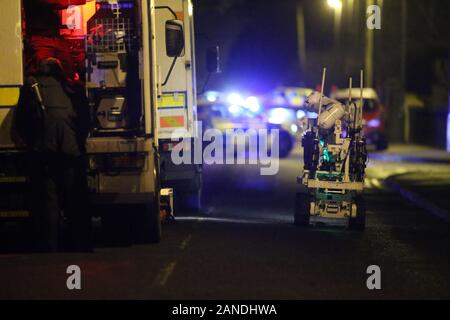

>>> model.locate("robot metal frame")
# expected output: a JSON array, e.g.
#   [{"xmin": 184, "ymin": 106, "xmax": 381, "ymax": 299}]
[{"xmin": 295, "ymin": 68, "xmax": 368, "ymax": 230}]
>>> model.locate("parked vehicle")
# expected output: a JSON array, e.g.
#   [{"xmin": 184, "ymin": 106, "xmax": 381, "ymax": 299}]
[
  {"xmin": 331, "ymin": 88, "xmax": 388, "ymax": 150},
  {"xmin": 0, "ymin": 0, "xmax": 187, "ymax": 245}
]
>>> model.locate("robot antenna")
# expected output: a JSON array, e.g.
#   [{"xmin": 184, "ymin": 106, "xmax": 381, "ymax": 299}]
[
  {"xmin": 360, "ymin": 69, "xmax": 364, "ymax": 129},
  {"xmin": 317, "ymin": 67, "xmax": 327, "ymax": 117},
  {"xmin": 348, "ymin": 77, "xmax": 352, "ymax": 104}
]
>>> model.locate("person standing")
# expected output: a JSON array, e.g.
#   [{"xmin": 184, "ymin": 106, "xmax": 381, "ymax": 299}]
[
  {"xmin": 18, "ymin": 0, "xmax": 91, "ymax": 252},
  {"xmin": 17, "ymin": 58, "xmax": 92, "ymax": 252}
]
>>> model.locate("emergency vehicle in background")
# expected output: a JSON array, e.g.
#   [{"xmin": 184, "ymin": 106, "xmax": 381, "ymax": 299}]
[
  {"xmin": 0, "ymin": 0, "xmax": 188, "ymax": 243},
  {"xmin": 264, "ymin": 87, "xmax": 314, "ymax": 157},
  {"xmin": 331, "ymin": 88, "xmax": 388, "ymax": 150},
  {"xmin": 197, "ymin": 91, "xmax": 272, "ymax": 159},
  {"xmin": 197, "ymin": 91, "xmax": 264, "ymax": 131}
]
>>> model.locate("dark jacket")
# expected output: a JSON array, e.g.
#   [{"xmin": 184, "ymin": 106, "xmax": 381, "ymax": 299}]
[{"xmin": 16, "ymin": 76, "xmax": 91, "ymax": 156}]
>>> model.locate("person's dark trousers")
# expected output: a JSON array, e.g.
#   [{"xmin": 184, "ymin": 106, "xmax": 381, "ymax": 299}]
[{"xmin": 28, "ymin": 152, "xmax": 92, "ymax": 252}]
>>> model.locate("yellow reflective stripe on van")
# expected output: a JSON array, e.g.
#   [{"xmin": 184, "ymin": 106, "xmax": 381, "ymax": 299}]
[
  {"xmin": 0, "ymin": 211, "xmax": 30, "ymax": 218},
  {"xmin": 157, "ymin": 92, "xmax": 186, "ymax": 109},
  {"xmin": 0, "ymin": 87, "xmax": 20, "ymax": 106},
  {"xmin": 0, "ymin": 176, "xmax": 27, "ymax": 183}
]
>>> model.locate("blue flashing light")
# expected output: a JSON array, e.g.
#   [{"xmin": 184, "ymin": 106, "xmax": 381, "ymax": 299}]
[
  {"xmin": 245, "ymin": 96, "xmax": 261, "ymax": 113},
  {"xmin": 296, "ymin": 110, "xmax": 306, "ymax": 119},
  {"xmin": 228, "ymin": 104, "xmax": 242, "ymax": 115},
  {"xmin": 268, "ymin": 107, "xmax": 294, "ymax": 124},
  {"xmin": 227, "ymin": 93, "xmax": 244, "ymax": 106},
  {"xmin": 206, "ymin": 91, "xmax": 218, "ymax": 103}
]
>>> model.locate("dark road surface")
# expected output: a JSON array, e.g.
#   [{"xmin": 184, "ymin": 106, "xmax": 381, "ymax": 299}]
[{"xmin": 1, "ymin": 147, "xmax": 450, "ymax": 299}]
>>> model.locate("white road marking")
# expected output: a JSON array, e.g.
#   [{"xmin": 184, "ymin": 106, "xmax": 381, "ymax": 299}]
[
  {"xmin": 155, "ymin": 261, "xmax": 177, "ymax": 287},
  {"xmin": 153, "ymin": 218, "xmax": 203, "ymax": 287},
  {"xmin": 179, "ymin": 235, "xmax": 192, "ymax": 250}
]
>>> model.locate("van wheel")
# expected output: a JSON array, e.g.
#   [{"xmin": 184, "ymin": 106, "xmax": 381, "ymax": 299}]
[
  {"xmin": 294, "ymin": 192, "xmax": 310, "ymax": 227},
  {"xmin": 135, "ymin": 198, "xmax": 161, "ymax": 244},
  {"xmin": 102, "ymin": 206, "xmax": 132, "ymax": 246}
]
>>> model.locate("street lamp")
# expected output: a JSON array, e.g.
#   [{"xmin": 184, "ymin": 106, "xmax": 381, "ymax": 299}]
[
  {"xmin": 327, "ymin": 0, "xmax": 342, "ymax": 47},
  {"xmin": 327, "ymin": 0, "xmax": 342, "ymax": 9}
]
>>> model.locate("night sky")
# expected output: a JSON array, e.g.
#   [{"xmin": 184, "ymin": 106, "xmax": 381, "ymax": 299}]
[
  {"xmin": 194, "ymin": 0, "xmax": 449, "ymax": 101},
  {"xmin": 194, "ymin": 0, "xmax": 299, "ymax": 93}
]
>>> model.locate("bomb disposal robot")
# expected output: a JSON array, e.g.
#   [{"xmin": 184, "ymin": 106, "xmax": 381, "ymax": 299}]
[{"xmin": 295, "ymin": 69, "xmax": 368, "ymax": 230}]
